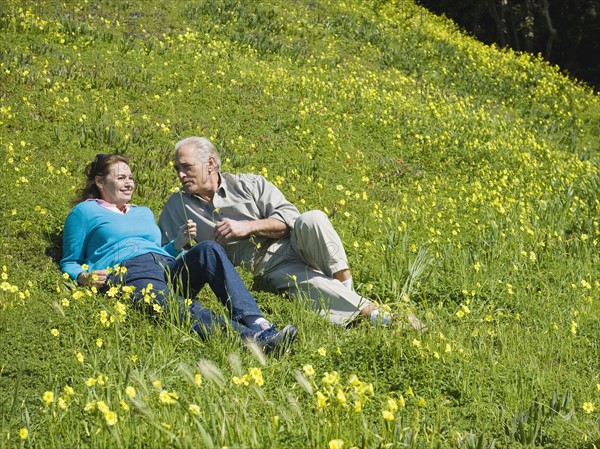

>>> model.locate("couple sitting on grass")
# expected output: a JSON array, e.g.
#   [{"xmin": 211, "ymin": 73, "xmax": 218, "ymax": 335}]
[{"xmin": 60, "ymin": 136, "xmax": 426, "ymax": 356}]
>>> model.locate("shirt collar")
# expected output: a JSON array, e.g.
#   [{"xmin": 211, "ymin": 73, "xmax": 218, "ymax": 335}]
[
  {"xmin": 90, "ymin": 198, "xmax": 134, "ymax": 214},
  {"xmin": 216, "ymin": 172, "xmax": 227, "ymax": 198}
]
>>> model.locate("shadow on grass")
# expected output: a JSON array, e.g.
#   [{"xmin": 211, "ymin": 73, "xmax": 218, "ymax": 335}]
[{"xmin": 45, "ymin": 230, "xmax": 63, "ymax": 266}]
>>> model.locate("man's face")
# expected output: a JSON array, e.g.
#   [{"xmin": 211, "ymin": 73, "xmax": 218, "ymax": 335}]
[{"xmin": 174, "ymin": 145, "xmax": 215, "ymax": 196}]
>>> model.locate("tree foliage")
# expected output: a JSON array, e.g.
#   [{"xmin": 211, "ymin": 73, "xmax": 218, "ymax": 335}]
[{"xmin": 416, "ymin": 0, "xmax": 600, "ymax": 90}]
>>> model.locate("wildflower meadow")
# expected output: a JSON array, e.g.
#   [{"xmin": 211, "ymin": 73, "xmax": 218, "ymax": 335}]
[{"xmin": 1, "ymin": 0, "xmax": 599, "ymax": 448}]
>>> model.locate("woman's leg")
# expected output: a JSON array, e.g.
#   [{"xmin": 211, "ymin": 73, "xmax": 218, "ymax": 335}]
[
  {"xmin": 119, "ymin": 252, "xmax": 255, "ymax": 339},
  {"xmin": 167, "ymin": 241, "xmax": 265, "ymax": 325},
  {"xmin": 167, "ymin": 244, "xmax": 299, "ymax": 353}
]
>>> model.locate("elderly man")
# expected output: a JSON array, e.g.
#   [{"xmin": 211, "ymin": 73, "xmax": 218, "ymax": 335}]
[{"xmin": 159, "ymin": 136, "xmax": 424, "ymax": 329}]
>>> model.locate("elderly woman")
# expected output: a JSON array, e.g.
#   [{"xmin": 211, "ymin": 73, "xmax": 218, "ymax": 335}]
[{"xmin": 60, "ymin": 153, "xmax": 297, "ymax": 355}]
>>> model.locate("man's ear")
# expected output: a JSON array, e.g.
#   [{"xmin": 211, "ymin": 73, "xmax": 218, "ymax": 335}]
[{"xmin": 207, "ymin": 156, "xmax": 216, "ymax": 173}]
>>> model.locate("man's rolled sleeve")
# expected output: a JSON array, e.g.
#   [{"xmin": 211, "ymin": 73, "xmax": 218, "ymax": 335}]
[{"xmin": 253, "ymin": 176, "xmax": 300, "ymax": 229}]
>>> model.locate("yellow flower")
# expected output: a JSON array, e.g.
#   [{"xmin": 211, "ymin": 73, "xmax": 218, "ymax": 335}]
[
  {"xmin": 359, "ymin": 383, "xmax": 374, "ymax": 396},
  {"xmin": 64, "ymin": 385, "xmax": 74, "ymax": 396},
  {"xmin": 382, "ymin": 410, "xmax": 395, "ymax": 421},
  {"xmin": 104, "ymin": 410, "xmax": 118, "ymax": 426},
  {"xmin": 336, "ymin": 389, "xmax": 347, "ymax": 405},
  {"xmin": 386, "ymin": 397, "xmax": 398, "ymax": 412},
  {"xmin": 85, "ymin": 377, "xmax": 96, "ymax": 387},
  {"xmin": 249, "ymin": 367, "xmax": 264, "ymax": 387},
  {"xmin": 397, "ymin": 395, "xmax": 406, "ymax": 408},
  {"xmin": 582, "ymin": 402, "xmax": 595, "ymax": 414},
  {"xmin": 348, "ymin": 374, "xmax": 361, "ymax": 387},
  {"xmin": 119, "ymin": 400, "xmax": 129, "ymax": 411},
  {"xmin": 57, "ymin": 397, "xmax": 68, "ymax": 410},
  {"xmin": 159, "ymin": 390, "xmax": 178, "ymax": 405},
  {"xmin": 43, "ymin": 391, "xmax": 54, "ymax": 404},
  {"xmin": 84, "ymin": 401, "xmax": 96, "ymax": 412},
  {"xmin": 194, "ymin": 373, "xmax": 203, "ymax": 387},
  {"xmin": 570, "ymin": 321, "xmax": 578, "ymax": 335},
  {"xmin": 418, "ymin": 397, "xmax": 427, "ymax": 407},
  {"xmin": 72, "ymin": 290, "xmax": 84, "ymax": 300},
  {"xmin": 329, "ymin": 439, "xmax": 344, "ymax": 449},
  {"xmin": 316, "ymin": 391, "xmax": 328, "ymax": 408},
  {"xmin": 96, "ymin": 338, "xmax": 103, "ymax": 348},
  {"xmin": 125, "ymin": 386, "xmax": 136, "ymax": 398},
  {"xmin": 303, "ymin": 364, "xmax": 315, "ymax": 377},
  {"xmin": 318, "ymin": 347, "xmax": 327, "ymax": 357},
  {"xmin": 50, "ymin": 328, "xmax": 59, "ymax": 337},
  {"xmin": 96, "ymin": 401, "xmax": 109, "ymax": 414},
  {"xmin": 322, "ymin": 371, "xmax": 340, "ymax": 385},
  {"xmin": 233, "ymin": 375, "xmax": 250, "ymax": 386},
  {"xmin": 19, "ymin": 428, "xmax": 28, "ymax": 440}
]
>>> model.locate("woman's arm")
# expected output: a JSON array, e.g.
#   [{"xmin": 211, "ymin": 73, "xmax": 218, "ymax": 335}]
[
  {"xmin": 77, "ymin": 269, "xmax": 108, "ymax": 288},
  {"xmin": 60, "ymin": 207, "xmax": 89, "ymax": 281}
]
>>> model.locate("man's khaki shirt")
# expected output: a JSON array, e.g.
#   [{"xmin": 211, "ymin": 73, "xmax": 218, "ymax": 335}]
[{"xmin": 159, "ymin": 172, "xmax": 300, "ymax": 271}]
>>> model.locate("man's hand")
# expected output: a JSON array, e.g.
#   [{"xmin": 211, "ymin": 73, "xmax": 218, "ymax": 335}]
[
  {"xmin": 214, "ymin": 218, "xmax": 252, "ymax": 242},
  {"xmin": 77, "ymin": 269, "xmax": 108, "ymax": 288},
  {"xmin": 214, "ymin": 217, "xmax": 289, "ymax": 242},
  {"xmin": 174, "ymin": 219, "xmax": 197, "ymax": 251}
]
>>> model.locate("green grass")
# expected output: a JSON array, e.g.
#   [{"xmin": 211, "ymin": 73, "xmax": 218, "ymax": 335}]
[{"xmin": 1, "ymin": 0, "xmax": 599, "ymax": 447}]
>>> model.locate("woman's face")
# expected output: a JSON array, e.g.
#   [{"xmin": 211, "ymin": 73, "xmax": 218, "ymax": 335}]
[{"xmin": 96, "ymin": 162, "xmax": 134, "ymax": 206}]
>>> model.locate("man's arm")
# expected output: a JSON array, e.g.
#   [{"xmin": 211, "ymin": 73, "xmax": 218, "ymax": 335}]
[
  {"xmin": 158, "ymin": 194, "xmax": 189, "ymax": 245},
  {"xmin": 213, "ymin": 217, "xmax": 288, "ymax": 242}
]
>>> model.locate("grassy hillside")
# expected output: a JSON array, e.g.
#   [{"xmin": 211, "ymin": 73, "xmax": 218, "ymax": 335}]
[{"xmin": 1, "ymin": 0, "xmax": 599, "ymax": 447}]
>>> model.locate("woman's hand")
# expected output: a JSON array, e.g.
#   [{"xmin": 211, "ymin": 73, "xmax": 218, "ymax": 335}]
[
  {"xmin": 174, "ymin": 219, "xmax": 197, "ymax": 251},
  {"xmin": 77, "ymin": 269, "xmax": 108, "ymax": 288}
]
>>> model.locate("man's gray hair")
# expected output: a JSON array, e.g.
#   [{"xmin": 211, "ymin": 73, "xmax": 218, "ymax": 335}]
[{"xmin": 175, "ymin": 136, "xmax": 222, "ymax": 171}]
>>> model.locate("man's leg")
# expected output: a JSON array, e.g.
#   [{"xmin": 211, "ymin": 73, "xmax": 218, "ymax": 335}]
[
  {"xmin": 284, "ymin": 211, "xmax": 426, "ymax": 327},
  {"xmin": 288, "ymin": 210, "xmax": 378, "ymax": 317},
  {"xmin": 289, "ymin": 210, "xmax": 349, "ymax": 277},
  {"xmin": 260, "ymin": 259, "xmax": 372, "ymax": 326}
]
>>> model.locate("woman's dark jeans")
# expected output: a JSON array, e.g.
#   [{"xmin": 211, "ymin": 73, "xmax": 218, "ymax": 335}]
[{"xmin": 117, "ymin": 241, "xmax": 262, "ymax": 339}]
